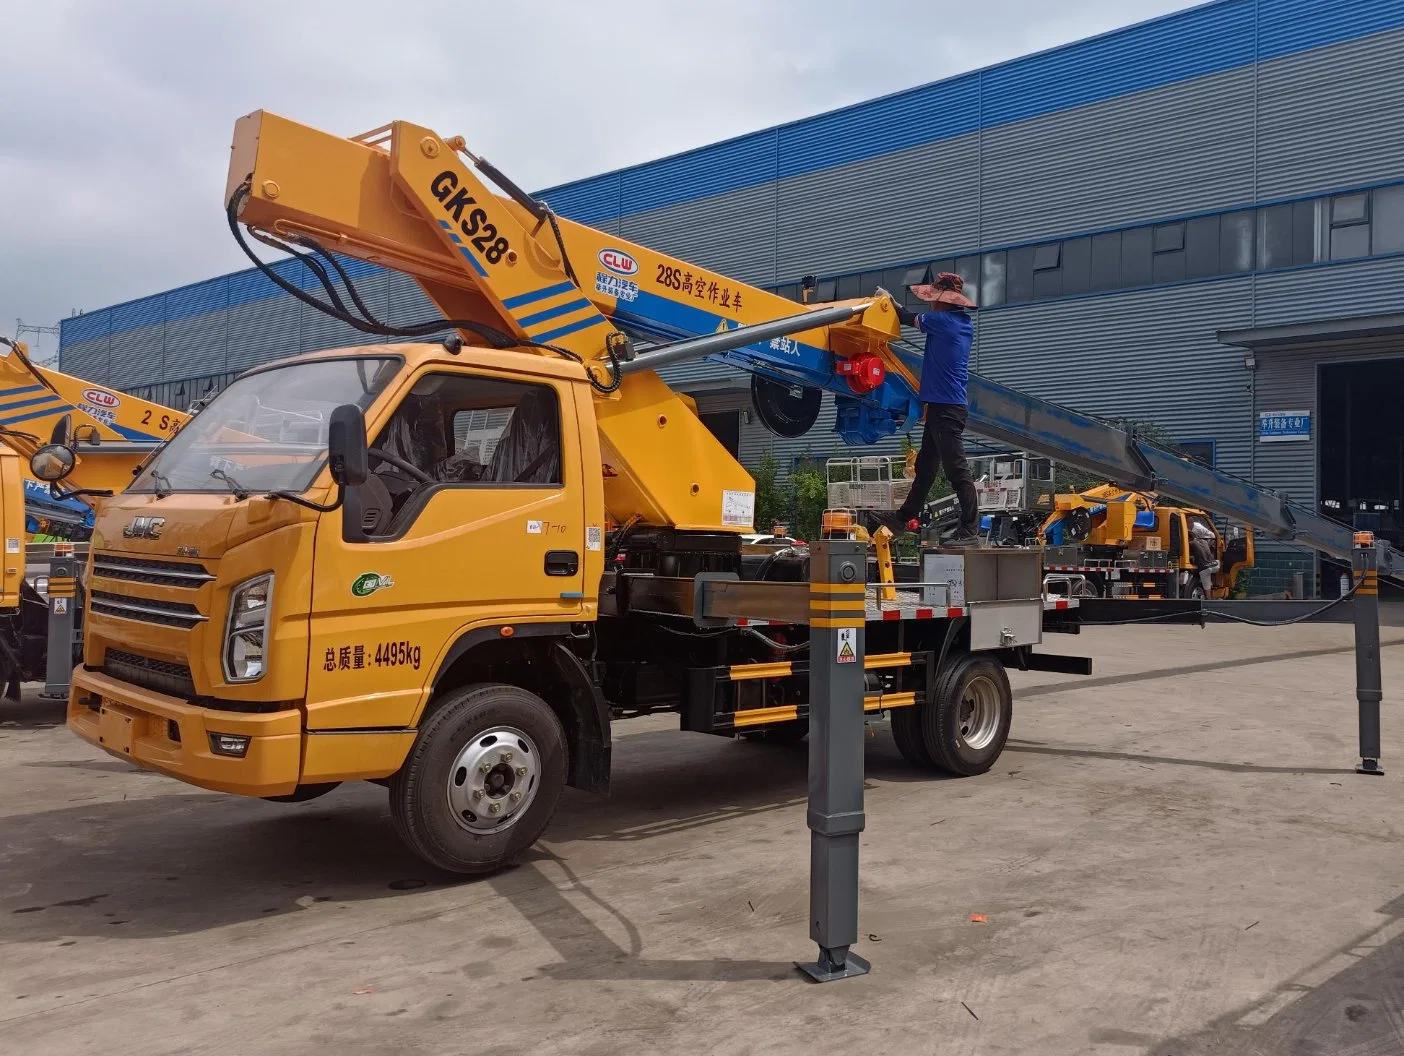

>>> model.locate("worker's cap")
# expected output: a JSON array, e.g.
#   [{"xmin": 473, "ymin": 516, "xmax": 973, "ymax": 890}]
[{"xmin": 910, "ymin": 272, "xmax": 977, "ymax": 310}]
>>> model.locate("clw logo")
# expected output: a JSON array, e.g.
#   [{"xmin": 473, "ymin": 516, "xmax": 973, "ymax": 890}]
[{"xmin": 597, "ymin": 249, "xmax": 638, "ymax": 276}]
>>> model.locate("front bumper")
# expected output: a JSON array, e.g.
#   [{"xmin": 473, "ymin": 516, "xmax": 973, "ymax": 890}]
[{"xmin": 68, "ymin": 667, "xmax": 302, "ymax": 797}]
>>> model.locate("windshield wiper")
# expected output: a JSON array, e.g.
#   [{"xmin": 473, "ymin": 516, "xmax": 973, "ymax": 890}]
[
  {"xmin": 209, "ymin": 468, "xmax": 250, "ymax": 501},
  {"xmin": 150, "ymin": 469, "xmax": 172, "ymax": 499}
]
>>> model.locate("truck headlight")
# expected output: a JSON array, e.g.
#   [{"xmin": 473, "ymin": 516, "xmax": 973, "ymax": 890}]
[{"xmin": 224, "ymin": 573, "xmax": 272, "ymax": 683}]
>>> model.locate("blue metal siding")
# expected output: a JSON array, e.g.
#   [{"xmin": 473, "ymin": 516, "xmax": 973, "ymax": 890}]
[
  {"xmin": 776, "ymin": 74, "xmax": 979, "ymax": 180},
  {"xmin": 1257, "ymin": 0, "xmax": 1404, "ymax": 59},
  {"xmin": 621, "ymin": 131, "xmax": 778, "ymax": 217}
]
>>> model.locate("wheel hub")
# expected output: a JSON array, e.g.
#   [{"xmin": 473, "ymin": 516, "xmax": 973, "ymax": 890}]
[
  {"xmin": 957, "ymin": 674, "xmax": 1001, "ymax": 751},
  {"xmin": 446, "ymin": 726, "xmax": 540, "ymax": 834}
]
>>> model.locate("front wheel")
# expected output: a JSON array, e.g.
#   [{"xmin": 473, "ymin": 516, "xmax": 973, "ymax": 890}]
[
  {"xmin": 389, "ymin": 682, "xmax": 567, "ymax": 874},
  {"xmin": 891, "ymin": 653, "xmax": 1012, "ymax": 776}
]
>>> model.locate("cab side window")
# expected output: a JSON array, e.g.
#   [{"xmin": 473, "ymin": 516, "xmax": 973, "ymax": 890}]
[{"xmin": 367, "ymin": 373, "xmax": 562, "ymax": 526}]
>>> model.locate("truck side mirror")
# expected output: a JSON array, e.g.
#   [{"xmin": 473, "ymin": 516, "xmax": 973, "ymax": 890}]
[
  {"xmin": 327, "ymin": 404, "xmax": 368, "ymax": 487},
  {"xmin": 31, "ymin": 444, "xmax": 76, "ymax": 484},
  {"xmin": 50, "ymin": 412, "xmax": 72, "ymax": 448}
]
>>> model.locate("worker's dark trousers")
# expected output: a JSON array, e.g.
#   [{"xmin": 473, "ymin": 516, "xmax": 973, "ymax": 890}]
[{"xmin": 897, "ymin": 402, "xmax": 978, "ymax": 531}]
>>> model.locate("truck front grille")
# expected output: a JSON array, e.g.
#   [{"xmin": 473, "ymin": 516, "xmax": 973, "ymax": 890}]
[
  {"xmin": 92, "ymin": 553, "xmax": 213, "ymax": 589},
  {"xmin": 90, "ymin": 590, "xmax": 207, "ymax": 629},
  {"xmin": 104, "ymin": 649, "xmax": 196, "ymax": 699}
]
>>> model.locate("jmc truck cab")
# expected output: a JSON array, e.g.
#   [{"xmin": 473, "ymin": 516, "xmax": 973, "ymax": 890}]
[{"xmin": 66, "ymin": 344, "xmax": 617, "ymax": 869}]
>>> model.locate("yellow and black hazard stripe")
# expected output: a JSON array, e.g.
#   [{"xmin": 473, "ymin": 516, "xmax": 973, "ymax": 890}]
[
  {"xmin": 724, "ymin": 691, "xmax": 920, "ymax": 730},
  {"xmin": 46, "ymin": 576, "xmax": 77, "ymax": 600},
  {"xmin": 1356, "ymin": 569, "xmax": 1379, "ymax": 597},
  {"xmin": 808, "ymin": 581, "xmax": 866, "ymax": 628}
]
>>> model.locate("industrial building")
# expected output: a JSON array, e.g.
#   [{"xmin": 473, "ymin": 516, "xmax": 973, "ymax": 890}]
[{"xmin": 57, "ymin": 0, "xmax": 1404, "ymax": 592}]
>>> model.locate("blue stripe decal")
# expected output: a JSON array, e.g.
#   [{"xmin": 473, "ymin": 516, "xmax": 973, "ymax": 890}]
[
  {"xmin": 503, "ymin": 282, "xmax": 576, "ymax": 310},
  {"xmin": 519, "ymin": 299, "xmax": 592, "ymax": 330},
  {"xmin": 531, "ymin": 315, "xmax": 605, "ymax": 344},
  {"xmin": 0, "ymin": 385, "xmax": 46, "ymax": 401},
  {"xmin": 0, "ymin": 404, "xmax": 80, "ymax": 428},
  {"xmin": 0, "ymin": 393, "xmax": 63, "ymax": 416},
  {"xmin": 457, "ymin": 245, "xmax": 488, "ymax": 278}
]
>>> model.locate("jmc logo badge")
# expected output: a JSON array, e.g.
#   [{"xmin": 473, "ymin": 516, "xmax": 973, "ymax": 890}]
[
  {"xmin": 597, "ymin": 249, "xmax": 638, "ymax": 276},
  {"xmin": 122, "ymin": 516, "xmax": 164, "ymax": 540}
]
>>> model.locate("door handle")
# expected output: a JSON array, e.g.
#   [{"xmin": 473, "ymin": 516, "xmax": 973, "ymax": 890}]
[{"xmin": 545, "ymin": 550, "xmax": 579, "ymax": 576}]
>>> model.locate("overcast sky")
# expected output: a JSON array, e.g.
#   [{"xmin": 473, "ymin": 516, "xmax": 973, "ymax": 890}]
[{"xmin": 1, "ymin": 0, "xmax": 1202, "ymax": 362}]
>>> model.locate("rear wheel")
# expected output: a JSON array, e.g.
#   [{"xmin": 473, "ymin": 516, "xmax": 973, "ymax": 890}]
[
  {"xmin": 389, "ymin": 682, "xmax": 566, "ymax": 874},
  {"xmin": 891, "ymin": 653, "xmax": 1012, "ymax": 776}
]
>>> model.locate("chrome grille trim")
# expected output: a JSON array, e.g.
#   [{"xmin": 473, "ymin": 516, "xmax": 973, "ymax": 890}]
[
  {"xmin": 89, "ymin": 589, "xmax": 207, "ymax": 629},
  {"xmin": 92, "ymin": 554, "xmax": 214, "ymax": 588}
]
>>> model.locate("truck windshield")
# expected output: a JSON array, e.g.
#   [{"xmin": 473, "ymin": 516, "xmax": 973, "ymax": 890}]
[{"xmin": 130, "ymin": 356, "xmax": 399, "ymax": 495}]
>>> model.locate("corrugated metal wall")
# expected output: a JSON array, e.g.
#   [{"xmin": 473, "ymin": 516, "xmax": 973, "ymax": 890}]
[
  {"xmin": 1257, "ymin": 26, "xmax": 1404, "ymax": 200},
  {"xmin": 979, "ymin": 67, "xmax": 1256, "ymax": 245}
]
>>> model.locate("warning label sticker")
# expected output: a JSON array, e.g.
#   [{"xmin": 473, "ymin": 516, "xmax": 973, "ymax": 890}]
[
  {"xmin": 836, "ymin": 627, "xmax": 857, "ymax": 664},
  {"xmin": 721, "ymin": 489, "xmax": 755, "ymax": 528}
]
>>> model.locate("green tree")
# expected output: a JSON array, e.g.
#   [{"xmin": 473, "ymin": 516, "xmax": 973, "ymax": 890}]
[
  {"xmin": 790, "ymin": 466, "xmax": 828, "ymax": 544},
  {"xmin": 751, "ymin": 452, "xmax": 786, "ymax": 533}
]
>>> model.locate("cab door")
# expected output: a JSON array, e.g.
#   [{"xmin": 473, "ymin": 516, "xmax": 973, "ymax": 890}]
[{"xmin": 305, "ymin": 368, "xmax": 585, "ymax": 730}]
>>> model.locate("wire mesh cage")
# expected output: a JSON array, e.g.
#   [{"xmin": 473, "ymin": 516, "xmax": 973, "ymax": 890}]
[{"xmin": 826, "ymin": 455, "xmax": 914, "ymax": 511}]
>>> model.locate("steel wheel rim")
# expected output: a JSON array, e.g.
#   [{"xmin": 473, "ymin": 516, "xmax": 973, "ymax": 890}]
[
  {"xmin": 957, "ymin": 674, "xmax": 1002, "ymax": 751},
  {"xmin": 446, "ymin": 726, "xmax": 540, "ymax": 834}
]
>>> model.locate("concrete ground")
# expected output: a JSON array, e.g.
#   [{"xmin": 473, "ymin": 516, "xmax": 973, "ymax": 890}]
[{"xmin": 1, "ymin": 623, "xmax": 1402, "ymax": 1056}]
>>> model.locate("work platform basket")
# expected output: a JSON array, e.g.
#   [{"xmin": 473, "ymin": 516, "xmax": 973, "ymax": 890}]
[{"xmin": 825, "ymin": 455, "xmax": 914, "ymax": 512}]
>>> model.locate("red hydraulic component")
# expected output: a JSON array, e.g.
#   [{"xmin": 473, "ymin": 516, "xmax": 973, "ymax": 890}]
[{"xmin": 836, "ymin": 353, "xmax": 886, "ymax": 394}]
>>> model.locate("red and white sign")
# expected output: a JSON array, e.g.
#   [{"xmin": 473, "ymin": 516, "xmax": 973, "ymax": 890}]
[
  {"xmin": 597, "ymin": 249, "xmax": 638, "ymax": 276},
  {"xmin": 81, "ymin": 388, "xmax": 120, "ymax": 408}
]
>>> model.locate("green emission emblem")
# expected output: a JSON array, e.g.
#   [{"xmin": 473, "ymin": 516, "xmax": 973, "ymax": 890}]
[{"xmin": 351, "ymin": 572, "xmax": 394, "ymax": 598}]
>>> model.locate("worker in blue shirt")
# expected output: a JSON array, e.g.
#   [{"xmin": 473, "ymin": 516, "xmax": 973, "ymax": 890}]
[{"xmin": 883, "ymin": 273, "xmax": 979, "ymax": 544}]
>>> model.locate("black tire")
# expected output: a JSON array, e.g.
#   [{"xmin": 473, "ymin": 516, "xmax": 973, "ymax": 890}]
[
  {"xmin": 741, "ymin": 719, "xmax": 809, "ymax": 745},
  {"xmin": 263, "ymin": 781, "xmax": 340, "ymax": 803},
  {"xmin": 389, "ymin": 682, "xmax": 567, "ymax": 875},
  {"xmin": 891, "ymin": 653, "xmax": 1011, "ymax": 777},
  {"xmin": 890, "ymin": 705, "xmax": 934, "ymax": 768}
]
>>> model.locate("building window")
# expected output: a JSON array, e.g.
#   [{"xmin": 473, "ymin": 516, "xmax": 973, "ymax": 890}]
[
  {"xmin": 1221, "ymin": 210, "xmax": 1254, "ymax": 272},
  {"xmin": 1153, "ymin": 223, "xmax": 1184, "ymax": 253},
  {"xmin": 1152, "ymin": 222, "xmax": 1186, "ymax": 283},
  {"xmin": 1258, "ymin": 203, "xmax": 1294, "ymax": 270},
  {"xmin": 1032, "ymin": 243, "xmax": 1061, "ymax": 270},
  {"xmin": 1090, "ymin": 231, "xmax": 1121, "ymax": 290},
  {"xmin": 1330, "ymin": 192, "xmax": 1370, "ymax": 260},
  {"xmin": 1031, "ymin": 243, "xmax": 1061, "ymax": 299},
  {"xmin": 1121, "ymin": 226, "xmax": 1153, "ymax": 287},
  {"xmin": 1061, "ymin": 236, "xmax": 1091, "ymax": 295},
  {"xmin": 1372, "ymin": 185, "xmax": 1404, "ymax": 256},
  {"xmin": 1185, "ymin": 215, "xmax": 1220, "ymax": 278},
  {"xmin": 1005, "ymin": 246, "xmax": 1034, "ymax": 302},
  {"xmin": 981, "ymin": 251, "xmax": 1006, "ymax": 307},
  {"xmin": 954, "ymin": 256, "xmax": 981, "ymax": 304}
]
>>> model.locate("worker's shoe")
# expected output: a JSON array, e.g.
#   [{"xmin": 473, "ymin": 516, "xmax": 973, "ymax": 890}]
[
  {"xmin": 867, "ymin": 510, "xmax": 916, "ymax": 536},
  {"xmin": 940, "ymin": 526, "xmax": 981, "ymax": 547}
]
